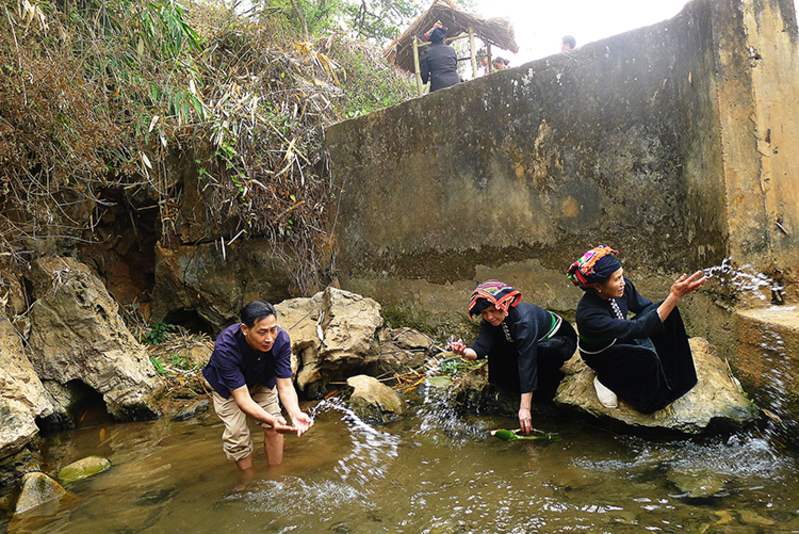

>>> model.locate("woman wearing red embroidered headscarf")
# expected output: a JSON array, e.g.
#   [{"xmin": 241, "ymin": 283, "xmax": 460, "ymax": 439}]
[
  {"xmin": 568, "ymin": 245, "xmax": 705, "ymax": 413},
  {"xmin": 449, "ymin": 280, "xmax": 577, "ymax": 434}
]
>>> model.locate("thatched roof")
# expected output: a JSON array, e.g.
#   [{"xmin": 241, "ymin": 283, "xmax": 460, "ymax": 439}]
[{"xmin": 385, "ymin": 0, "xmax": 519, "ymax": 74}]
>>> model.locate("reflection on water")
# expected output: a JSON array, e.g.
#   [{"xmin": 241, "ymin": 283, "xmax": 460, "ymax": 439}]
[{"xmin": 5, "ymin": 391, "xmax": 799, "ymax": 533}]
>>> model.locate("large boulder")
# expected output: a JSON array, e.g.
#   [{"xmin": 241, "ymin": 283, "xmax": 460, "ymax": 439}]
[
  {"xmin": 0, "ymin": 317, "xmax": 53, "ymax": 458},
  {"xmin": 151, "ymin": 241, "xmax": 293, "ymax": 330},
  {"xmin": 14, "ymin": 472, "xmax": 66, "ymax": 515},
  {"xmin": 346, "ymin": 374, "xmax": 405, "ymax": 423},
  {"xmin": 554, "ymin": 337, "xmax": 759, "ymax": 433},
  {"xmin": 319, "ymin": 287, "xmax": 383, "ymax": 364},
  {"xmin": 275, "ymin": 288, "xmax": 429, "ymax": 396},
  {"xmin": 26, "ymin": 257, "xmax": 162, "ymax": 422}
]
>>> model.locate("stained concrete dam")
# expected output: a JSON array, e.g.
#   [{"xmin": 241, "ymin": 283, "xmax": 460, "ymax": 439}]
[{"xmin": 325, "ymin": 0, "xmax": 799, "ymax": 431}]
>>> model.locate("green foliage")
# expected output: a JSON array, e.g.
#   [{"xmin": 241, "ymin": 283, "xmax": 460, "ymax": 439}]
[
  {"xmin": 149, "ymin": 355, "xmax": 168, "ymax": 375},
  {"xmin": 142, "ymin": 322, "xmax": 175, "ymax": 345},
  {"xmin": 169, "ymin": 352, "xmax": 195, "ymax": 370},
  {"xmin": 438, "ymin": 357, "xmax": 484, "ymax": 376},
  {"xmin": 331, "ymin": 40, "xmax": 415, "ymax": 118},
  {"xmin": 263, "ymin": 0, "xmax": 345, "ymax": 36},
  {"xmin": 344, "ymin": 0, "xmax": 422, "ymax": 42}
]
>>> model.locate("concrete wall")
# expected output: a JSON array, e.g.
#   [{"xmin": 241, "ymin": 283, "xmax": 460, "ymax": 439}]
[
  {"xmin": 713, "ymin": 0, "xmax": 799, "ymax": 272},
  {"xmin": 325, "ymin": 0, "xmax": 799, "ymax": 325}
]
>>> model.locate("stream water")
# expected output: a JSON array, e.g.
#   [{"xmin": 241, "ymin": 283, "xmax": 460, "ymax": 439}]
[
  {"xmin": 5, "ymin": 259, "xmax": 799, "ymax": 533},
  {"xmin": 4, "ymin": 390, "xmax": 799, "ymax": 533}
]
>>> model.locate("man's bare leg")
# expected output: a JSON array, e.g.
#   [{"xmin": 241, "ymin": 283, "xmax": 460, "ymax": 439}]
[
  {"xmin": 264, "ymin": 429, "xmax": 284, "ymax": 466},
  {"xmin": 236, "ymin": 454, "xmax": 254, "ymax": 471}
]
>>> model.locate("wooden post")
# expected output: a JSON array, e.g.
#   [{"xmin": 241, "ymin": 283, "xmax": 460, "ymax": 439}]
[
  {"xmin": 487, "ymin": 43, "xmax": 493, "ymax": 74},
  {"xmin": 468, "ymin": 26, "xmax": 478, "ymax": 79},
  {"xmin": 413, "ymin": 36, "xmax": 424, "ymax": 95}
]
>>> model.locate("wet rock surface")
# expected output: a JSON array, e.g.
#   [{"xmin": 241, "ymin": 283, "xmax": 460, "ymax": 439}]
[
  {"xmin": 58, "ymin": 456, "xmax": 111, "ymax": 484},
  {"xmin": 554, "ymin": 338, "xmax": 758, "ymax": 433},
  {"xmin": 26, "ymin": 257, "xmax": 162, "ymax": 423},
  {"xmin": 345, "ymin": 375, "xmax": 405, "ymax": 423},
  {"xmin": 14, "ymin": 472, "xmax": 66, "ymax": 515}
]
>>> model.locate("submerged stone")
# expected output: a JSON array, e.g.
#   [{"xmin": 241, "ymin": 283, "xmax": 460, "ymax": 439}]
[
  {"xmin": 554, "ymin": 338, "xmax": 759, "ymax": 434},
  {"xmin": 15, "ymin": 472, "xmax": 66, "ymax": 515},
  {"xmin": 171, "ymin": 399, "xmax": 209, "ymax": 421},
  {"xmin": 738, "ymin": 509, "xmax": 776, "ymax": 528},
  {"xmin": 666, "ymin": 468, "xmax": 727, "ymax": 498},
  {"xmin": 346, "ymin": 374, "xmax": 404, "ymax": 424},
  {"xmin": 57, "ymin": 456, "xmax": 111, "ymax": 484}
]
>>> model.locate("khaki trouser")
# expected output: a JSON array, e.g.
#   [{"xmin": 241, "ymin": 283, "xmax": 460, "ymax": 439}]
[{"xmin": 211, "ymin": 385, "xmax": 282, "ymax": 462}]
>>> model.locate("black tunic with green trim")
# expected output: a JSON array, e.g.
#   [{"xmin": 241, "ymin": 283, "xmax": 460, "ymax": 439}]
[
  {"xmin": 471, "ymin": 303, "xmax": 576, "ymax": 399},
  {"xmin": 575, "ymin": 277, "xmax": 698, "ymax": 413}
]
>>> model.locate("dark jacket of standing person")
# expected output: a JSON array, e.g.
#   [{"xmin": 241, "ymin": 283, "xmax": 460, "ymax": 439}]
[{"xmin": 420, "ymin": 28, "xmax": 460, "ymax": 92}]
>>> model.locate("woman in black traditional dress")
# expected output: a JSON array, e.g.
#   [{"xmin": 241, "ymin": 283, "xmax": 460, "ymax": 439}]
[
  {"xmin": 568, "ymin": 245, "xmax": 705, "ymax": 413},
  {"xmin": 449, "ymin": 280, "xmax": 577, "ymax": 434}
]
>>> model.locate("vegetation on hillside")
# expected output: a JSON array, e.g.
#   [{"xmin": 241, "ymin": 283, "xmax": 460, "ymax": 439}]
[{"xmin": 0, "ymin": 0, "xmax": 418, "ymax": 290}]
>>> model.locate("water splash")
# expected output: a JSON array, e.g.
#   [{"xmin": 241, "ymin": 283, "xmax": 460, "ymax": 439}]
[
  {"xmin": 308, "ymin": 398, "xmax": 400, "ymax": 490},
  {"xmin": 702, "ymin": 258, "xmax": 784, "ymax": 302},
  {"xmin": 412, "ymin": 353, "xmax": 491, "ymax": 444},
  {"xmin": 576, "ymin": 434, "xmax": 791, "ymax": 481},
  {"xmin": 757, "ymin": 327, "xmax": 793, "ymax": 439},
  {"xmin": 414, "ymin": 383, "xmax": 488, "ymax": 444},
  {"xmin": 232, "ymin": 477, "xmax": 365, "ymax": 516}
]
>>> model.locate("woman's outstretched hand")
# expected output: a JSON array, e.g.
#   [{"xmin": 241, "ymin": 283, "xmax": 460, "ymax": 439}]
[
  {"xmin": 658, "ymin": 270, "xmax": 706, "ymax": 322},
  {"xmin": 670, "ymin": 270, "xmax": 707, "ymax": 299},
  {"xmin": 447, "ymin": 338, "xmax": 477, "ymax": 360}
]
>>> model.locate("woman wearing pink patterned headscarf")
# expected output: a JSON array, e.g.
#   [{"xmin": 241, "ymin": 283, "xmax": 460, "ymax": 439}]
[
  {"xmin": 568, "ymin": 245, "xmax": 705, "ymax": 413},
  {"xmin": 450, "ymin": 280, "xmax": 577, "ymax": 434}
]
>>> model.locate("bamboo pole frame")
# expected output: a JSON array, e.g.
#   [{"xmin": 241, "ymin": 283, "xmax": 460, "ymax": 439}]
[
  {"xmin": 412, "ymin": 36, "xmax": 424, "ymax": 95},
  {"xmin": 468, "ymin": 26, "xmax": 477, "ymax": 79}
]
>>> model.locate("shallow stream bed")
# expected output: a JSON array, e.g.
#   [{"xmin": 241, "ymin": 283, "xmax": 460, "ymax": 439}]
[{"xmin": 4, "ymin": 397, "xmax": 799, "ymax": 533}]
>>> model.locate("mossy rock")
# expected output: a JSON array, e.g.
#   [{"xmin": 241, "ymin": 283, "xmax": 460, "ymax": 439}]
[{"xmin": 57, "ymin": 456, "xmax": 111, "ymax": 484}]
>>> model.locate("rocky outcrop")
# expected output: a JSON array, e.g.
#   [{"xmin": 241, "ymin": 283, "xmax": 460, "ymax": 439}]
[
  {"xmin": 554, "ymin": 338, "xmax": 759, "ymax": 433},
  {"xmin": 346, "ymin": 375, "xmax": 405, "ymax": 423},
  {"xmin": 14, "ymin": 472, "xmax": 66, "ymax": 515},
  {"xmin": 26, "ymin": 257, "xmax": 162, "ymax": 422},
  {"xmin": 151, "ymin": 241, "xmax": 293, "ymax": 330},
  {"xmin": 57, "ymin": 456, "xmax": 111, "ymax": 484},
  {"xmin": 0, "ymin": 317, "xmax": 53, "ymax": 458},
  {"xmin": 275, "ymin": 287, "xmax": 431, "ymax": 397}
]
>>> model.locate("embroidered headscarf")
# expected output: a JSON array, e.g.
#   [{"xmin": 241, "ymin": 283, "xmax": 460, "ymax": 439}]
[
  {"xmin": 567, "ymin": 245, "xmax": 621, "ymax": 290},
  {"xmin": 468, "ymin": 280, "xmax": 522, "ymax": 316}
]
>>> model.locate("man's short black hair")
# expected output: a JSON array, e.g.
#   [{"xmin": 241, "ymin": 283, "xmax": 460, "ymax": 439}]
[
  {"xmin": 240, "ymin": 300, "xmax": 277, "ymax": 327},
  {"xmin": 562, "ymin": 35, "xmax": 576, "ymax": 49}
]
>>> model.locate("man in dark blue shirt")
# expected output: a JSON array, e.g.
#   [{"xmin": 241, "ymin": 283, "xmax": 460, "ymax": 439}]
[{"xmin": 203, "ymin": 301, "xmax": 312, "ymax": 470}]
